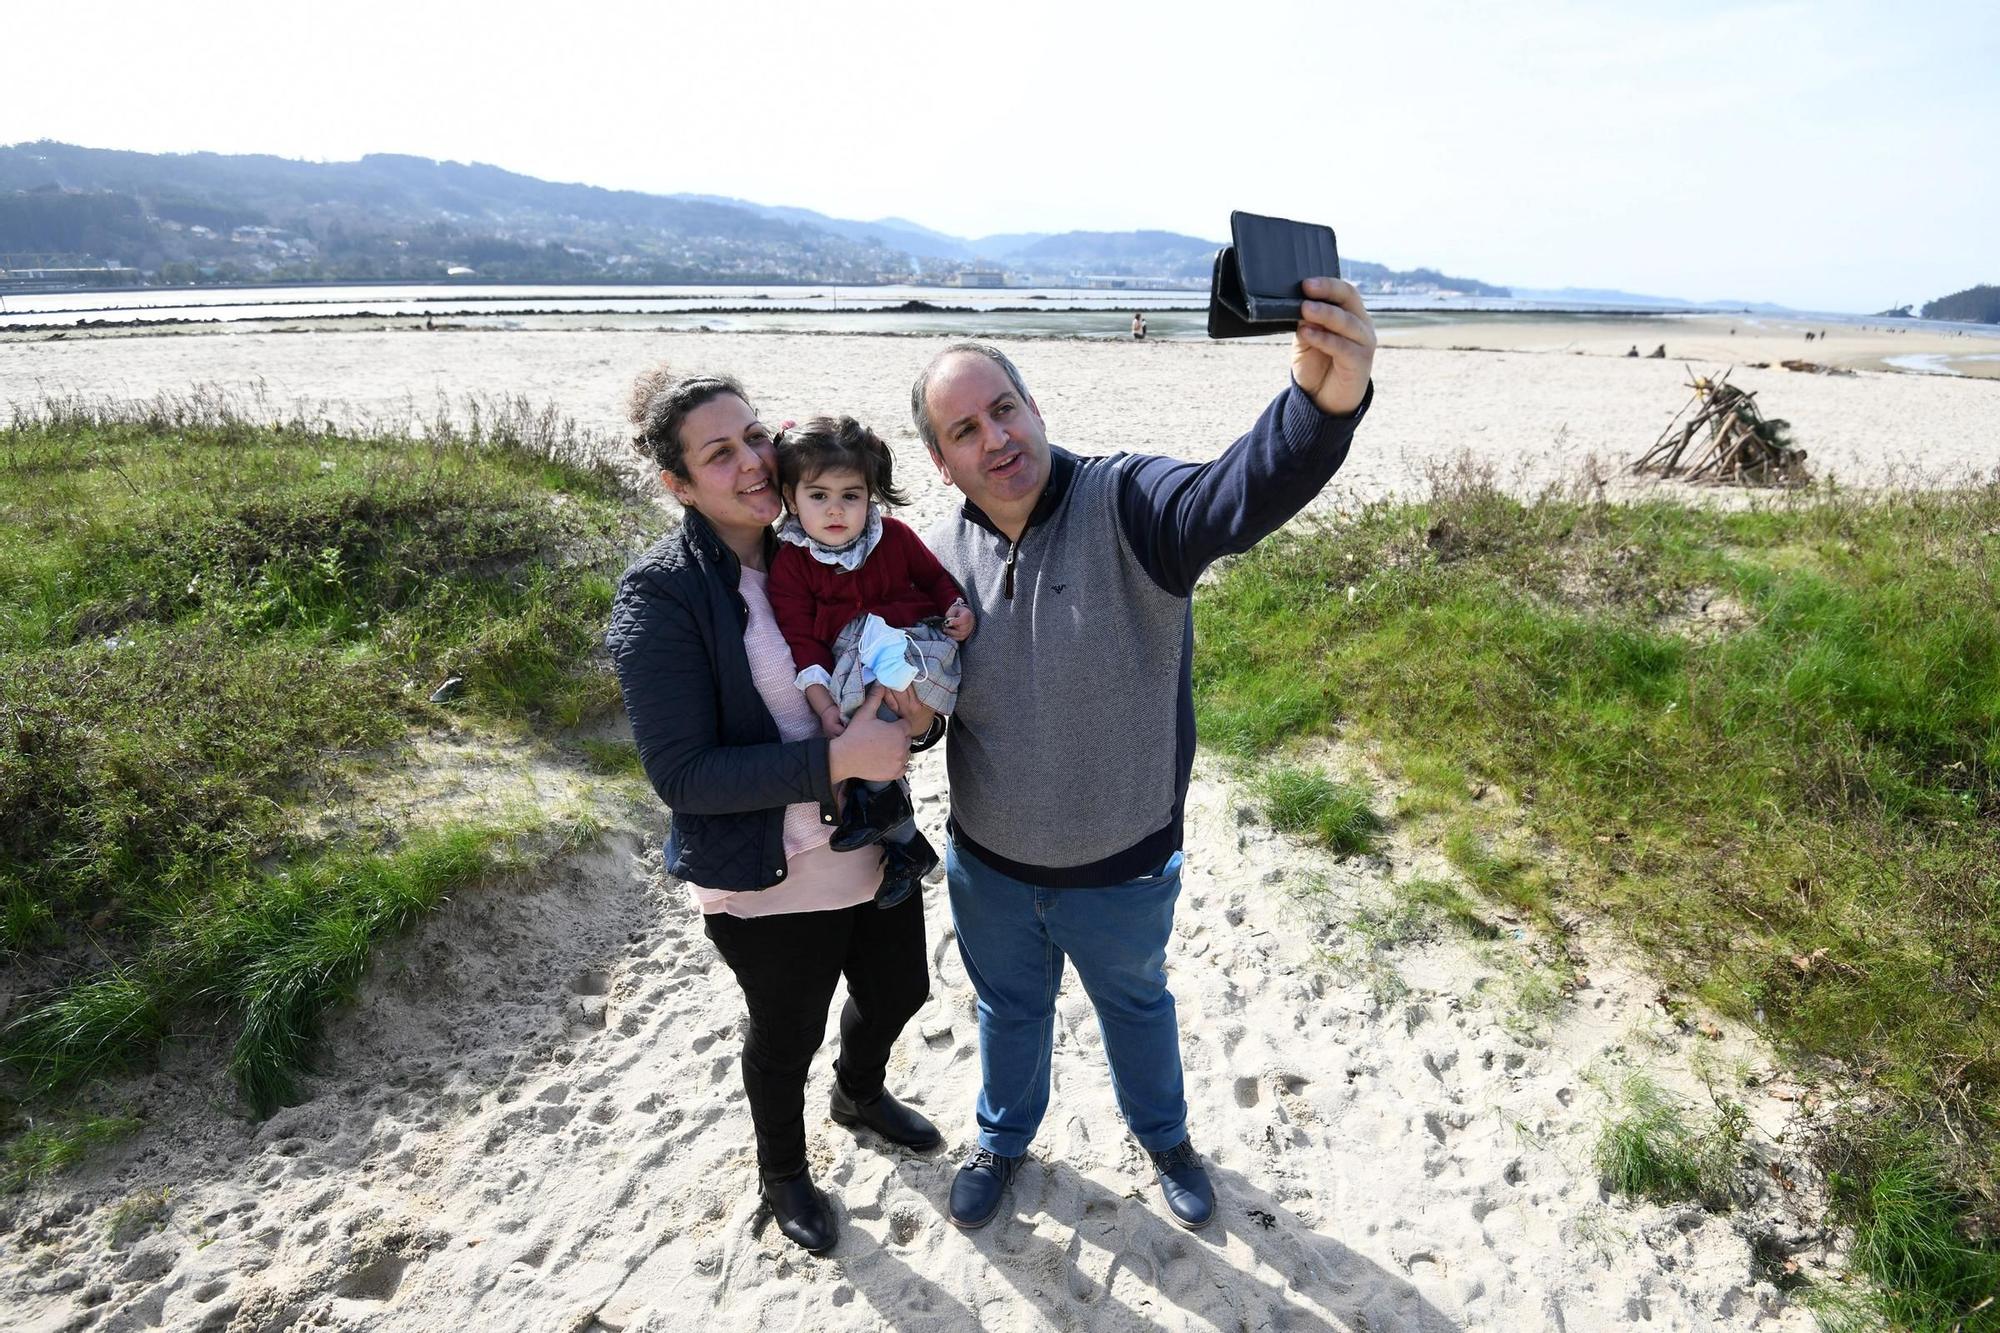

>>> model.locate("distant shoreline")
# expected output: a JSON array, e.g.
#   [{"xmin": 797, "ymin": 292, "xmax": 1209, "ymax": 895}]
[{"xmin": 7, "ymin": 301, "xmax": 1999, "ymax": 379}]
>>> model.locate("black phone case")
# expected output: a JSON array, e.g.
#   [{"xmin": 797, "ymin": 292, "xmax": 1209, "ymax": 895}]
[{"xmin": 1207, "ymin": 210, "xmax": 1340, "ymax": 339}]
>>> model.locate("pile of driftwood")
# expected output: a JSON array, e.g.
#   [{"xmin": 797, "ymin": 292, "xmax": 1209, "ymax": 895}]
[{"xmin": 1632, "ymin": 369, "xmax": 1810, "ymax": 486}]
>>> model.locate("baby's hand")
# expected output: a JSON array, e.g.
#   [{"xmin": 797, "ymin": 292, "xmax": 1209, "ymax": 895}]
[
  {"xmin": 944, "ymin": 599, "xmax": 975, "ymax": 642},
  {"xmin": 819, "ymin": 704, "xmax": 848, "ymax": 738}
]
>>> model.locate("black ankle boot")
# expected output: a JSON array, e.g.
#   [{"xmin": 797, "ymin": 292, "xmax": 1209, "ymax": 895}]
[
  {"xmin": 830, "ymin": 779, "xmax": 915, "ymax": 853},
  {"xmin": 761, "ymin": 1169, "xmax": 837, "ymax": 1253},
  {"xmin": 830, "ymin": 1079, "xmax": 942, "ymax": 1150},
  {"xmin": 875, "ymin": 826, "xmax": 939, "ymax": 909}
]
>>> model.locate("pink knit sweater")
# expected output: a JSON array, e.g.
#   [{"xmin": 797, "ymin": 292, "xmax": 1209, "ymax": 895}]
[{"xmin": 687, "ymin": 567, "xmax": 883, "ymax": 917}]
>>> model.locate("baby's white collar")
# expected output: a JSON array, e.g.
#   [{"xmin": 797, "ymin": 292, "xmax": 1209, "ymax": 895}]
[{"xmin": 777, "ymin": 505, "xmax": 883, "ymax": 571}]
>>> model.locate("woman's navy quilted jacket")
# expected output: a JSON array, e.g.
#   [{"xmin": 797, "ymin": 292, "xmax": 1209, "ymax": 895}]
[{"xmin": 605, "ymin": 511, "xmax": 838, "ymax": 892}]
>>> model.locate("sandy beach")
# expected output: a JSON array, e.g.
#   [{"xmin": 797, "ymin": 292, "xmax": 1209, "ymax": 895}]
[
  {"xmin": 1379, "ymin": 312, "xmax": 2000, "ymax": 381},
  {"xmin": 4, "ymin": 324, "xmax": 1996, "ymax": 1331},
  {"xmin": 3, "ymin": 322, "xmax": 1998, "ymax": 523}
]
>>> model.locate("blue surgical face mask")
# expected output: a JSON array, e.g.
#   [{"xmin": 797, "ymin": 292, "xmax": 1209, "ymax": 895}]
[{"xmin": 857, "ymin": 615, "xmax": 920, "ymax": 690}]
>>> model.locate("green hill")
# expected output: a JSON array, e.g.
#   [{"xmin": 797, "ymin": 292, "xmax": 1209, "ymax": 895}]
[{"xmin": 1921, "ymin": 284, "xmax": 2000, "ymax": 323}]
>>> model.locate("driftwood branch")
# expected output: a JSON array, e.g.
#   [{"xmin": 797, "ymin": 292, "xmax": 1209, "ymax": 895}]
[{"xmin": 1632, "ymin": 369, "xmax": 1810, "ymax": 486}]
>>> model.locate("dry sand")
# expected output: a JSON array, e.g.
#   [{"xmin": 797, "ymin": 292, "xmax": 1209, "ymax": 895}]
[
  {"xmin": 3, "ymin": 757, "xmax": 1833, "ymax": 1333},
  {"xmin": 1381, "ymin": 312, "xmax": 2000, "ymax": 381},
  {"xmin": 4, "ymin": 323, "xmax": 1992, "ymax": 1331},
  {"xmin": 4, "ymin": 322, "xmax": 1998, "ymax": 523}
]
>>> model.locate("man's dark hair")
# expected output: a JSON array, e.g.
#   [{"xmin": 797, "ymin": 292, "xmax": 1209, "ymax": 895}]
[
  {"xmin": 776, "ymin": 414, "xmax": 909, "ymax": 508},
  {"xmin": 626, "ymin": 363, "xmax": 749, "ymax": 482},
  {"xmin": 909, "ymin": 342, "xmax": 1033, "ymax": 457}
]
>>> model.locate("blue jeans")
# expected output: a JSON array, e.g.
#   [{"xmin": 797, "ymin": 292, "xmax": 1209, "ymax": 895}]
[{"xmin": 946, "ymin": 838, "xmax": 1189, "ymax": 1157}]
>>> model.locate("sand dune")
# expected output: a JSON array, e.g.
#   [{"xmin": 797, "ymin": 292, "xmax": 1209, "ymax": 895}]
[{"xmin": 3, "ymin": 755, "xmax": 1826, "ymax": 1331}]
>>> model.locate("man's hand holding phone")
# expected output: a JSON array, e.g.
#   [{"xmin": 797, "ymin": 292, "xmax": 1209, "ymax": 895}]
[{"xmin": 1292, "ymin": 277, "xmax": 1375, "ymax": 418}]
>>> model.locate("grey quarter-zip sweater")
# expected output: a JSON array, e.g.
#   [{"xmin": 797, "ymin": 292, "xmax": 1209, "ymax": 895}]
[{"xmin": 927, "ymin": 379, "xmax": 1372, "ymax": 887}]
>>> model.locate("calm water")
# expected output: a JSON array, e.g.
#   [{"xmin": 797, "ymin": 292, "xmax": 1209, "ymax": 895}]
[
  {"xmin": 6, "ymin": 282, "xmax": 1995, "ymax": 343},
  {"xmin": 0, "ymin": 282, "xmax": 1728, "ymax": 340}
]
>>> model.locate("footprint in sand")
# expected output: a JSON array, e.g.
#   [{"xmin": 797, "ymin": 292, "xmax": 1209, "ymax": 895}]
[
  {"xmin": 331, "ymin": 1250, "xmax": 407, "ymax": 1302},
  {"xmin": 887, "ymin": 1207, "xmax": 925, "ymax": 1246},
  {"xmin": 1061, "ymin": 1229, "xmax": 1102, "ymax": 1302},
  {"xmin": 689, "ymin": 1025, "xmax": 733, "ymax": 1055}
]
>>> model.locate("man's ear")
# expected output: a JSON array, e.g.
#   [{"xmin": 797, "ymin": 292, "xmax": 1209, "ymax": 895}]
[
  {"xmin": 929, "ymin": 447, "xmax": 956, "ymax": 490},
  {"xmin": 1027, "ymin": 393, "xmax": 1044, "ymax": 427}
]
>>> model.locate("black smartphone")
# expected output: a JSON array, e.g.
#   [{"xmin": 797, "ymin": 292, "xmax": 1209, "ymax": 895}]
[{"xmin": 1207, "ymin": 211, "xmax": 1340, "ymax": 339}]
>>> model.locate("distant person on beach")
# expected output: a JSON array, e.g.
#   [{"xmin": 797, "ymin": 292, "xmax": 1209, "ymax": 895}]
[
  {"xmin": 908, "ymin": 275, "xmax": 1375, "ymax": 1232},
  {"xmin": 766, "ymin": 414, "xmax": 974, "ymax": 909},
  {"xmin": 1132, "ymin": 312, "xmax": 1147, "ymax": 340},
  {"xmin": 606, "ymin": 367, "xmax": 945, "ymax": 1256}
]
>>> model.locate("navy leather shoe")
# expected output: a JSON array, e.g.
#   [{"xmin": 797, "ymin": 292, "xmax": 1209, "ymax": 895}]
[
  {"xmin": 830, "ymin": 1081, "xmax": 942, "ymax": 1151},
  {"xmin": 1149, "ymin": 1139, "xmax": 1215, "ymax": 1230},
  {"xmin": 948, "ymin": 1147, "xmax": 1024, "ymax": 1229},
  {"xmin": 761, "ymin": 1169, "xmax": 837, "ymax": 1253}
]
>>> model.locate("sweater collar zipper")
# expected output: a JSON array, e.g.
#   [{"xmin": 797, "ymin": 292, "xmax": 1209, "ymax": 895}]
[{"xmin": 1002, "ymin": 540, "xmax": 1018, "ymax": 600}]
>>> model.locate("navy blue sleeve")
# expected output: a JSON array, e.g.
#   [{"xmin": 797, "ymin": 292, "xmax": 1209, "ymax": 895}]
[
  {"xmin": 605, "ymin": 568, "xmax": 835, "ymax": 816},
  {"xmin": 1115, "ymin": 380, "xmax": 1372, "ymax": 598}
]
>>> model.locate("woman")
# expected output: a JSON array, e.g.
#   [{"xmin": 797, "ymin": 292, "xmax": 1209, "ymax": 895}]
[{"xmin": 605, "ymin": 365, "xmax": 943, "ymax": 1255}]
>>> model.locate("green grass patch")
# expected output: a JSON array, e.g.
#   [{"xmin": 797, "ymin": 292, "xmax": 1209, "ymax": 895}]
[
  {"xmin": 1194, "ymin": 471, "xmax": 2000, "ymax": 1318},
  {"xmin": 1593, "ymin": 1074, "xmax": 1747, "ymax": 1210},
  {"xmin": 1813, "ymin": 1126, "xmax": 2000, "ymax": 1332},
  {"xmin": 1400, "ymin": 875, "xmax": 1498, "ymax": 939},
  {"xmin": 1348, "ymin": 875, "xmax": 1498, "ymax": 949},
  {"xmin": 1391, "ymin": 753, "xmax": 1473, "ymax": 820},
  {"xmin": 1443, "ymin": 824, "xmax": 1553, "ymax": 920},
  {"xmin": 1254, "ymin": 764, "xmax": 1385, "ymax": 856},
  {"xmin": 2, "ymin": 1113, "xmax": 142, "ymax": 1193},
  {"xmin": 576, "ymin": 737, "xmax": 647, "ymax": 779},
  {"xmin": 1, "ymin": 393, "xmax": 644, "ymax": 1140}
]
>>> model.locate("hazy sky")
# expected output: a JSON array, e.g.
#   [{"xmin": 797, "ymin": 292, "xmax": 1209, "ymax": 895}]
[{"xmin": 7, "ymin": 0, "xmax": 1996, "ymax": 311}]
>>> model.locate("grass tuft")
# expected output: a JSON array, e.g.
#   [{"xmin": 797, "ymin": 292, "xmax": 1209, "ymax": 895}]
[
  {"xmin": 4, "ymin": 971, "xmax": 166, "ymax": 1092},
  {"xmin": 1594, "ymin": 1074, "xmax": 1748, "ymax": 1210},
  {"xmin": 576, "ymin": 737, "xmax": 646, "ymax": 779},
  {"xmin": 1255, "ymin": 765, "xmax": 1385, "ymax": 856},
  {"xmin": 1813, "ymin": 1125, "xmax": 2000, "ymax": 1332},
  {"xmin": 1349, "ymin": 876, "xmax": 1499, "ymax": 950},
  {"xmin": 1442, "ymin": 825, "xmax": 1552, "ymax": 920},
  {"xmin": 2, "ymin": 1114, "xmax": 142, "ymax": 1193}
]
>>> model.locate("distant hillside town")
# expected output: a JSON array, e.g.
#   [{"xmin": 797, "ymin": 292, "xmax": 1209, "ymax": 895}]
[{"xmin": 0, "ymin": 141, "xmax": 1507, "ymax": 298}]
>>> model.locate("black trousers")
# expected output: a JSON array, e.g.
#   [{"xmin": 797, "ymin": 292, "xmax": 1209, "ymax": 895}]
[{"xmin": 701, "ymin": 889, "xmax": 930, "ymax": 1181}]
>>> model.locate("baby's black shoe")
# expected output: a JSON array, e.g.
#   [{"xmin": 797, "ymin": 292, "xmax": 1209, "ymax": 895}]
[
  {"xmin": 830, "ymin": 779, "xmax": 914, "ymax": 853},
  {"xmin": 875, "ymin": 827, "xmax": 939, "ymax": 909}
]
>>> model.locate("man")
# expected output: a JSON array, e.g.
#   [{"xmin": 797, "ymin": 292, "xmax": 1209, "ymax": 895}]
[{"xmin": 909, "ymin": 277, "xmax": 1375, "ymax": 1230}]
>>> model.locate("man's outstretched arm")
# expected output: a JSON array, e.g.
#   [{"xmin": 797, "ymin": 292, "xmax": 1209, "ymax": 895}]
[{"xmin": 1117, "ymin": 277, "xmax": 1377, "ymax": 597}]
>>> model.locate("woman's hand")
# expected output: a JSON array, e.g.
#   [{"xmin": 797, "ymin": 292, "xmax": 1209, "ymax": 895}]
[{"xmin": 828, "ymin": 686, "xmax": 911, "ymax": 784}]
